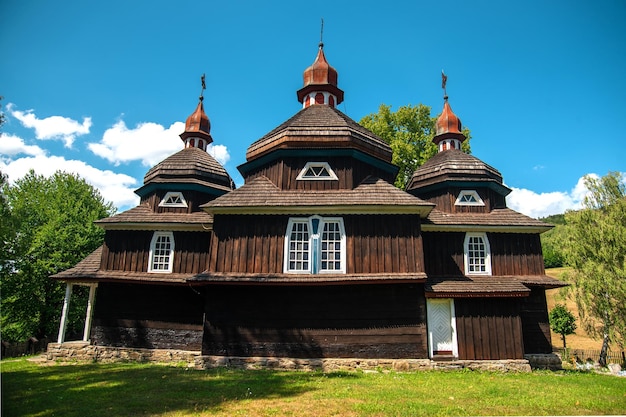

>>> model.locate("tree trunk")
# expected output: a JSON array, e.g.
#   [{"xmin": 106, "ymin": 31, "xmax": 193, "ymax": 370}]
[
  {"xmin": 561, "ymin": 333, "xmax": 567, "ymax": 349},
  {"xmin": 599, "ymin": 333, "xmax": 610, "ymax": 367}
]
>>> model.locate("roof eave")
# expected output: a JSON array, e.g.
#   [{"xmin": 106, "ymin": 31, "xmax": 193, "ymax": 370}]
[
  {"xmin": 204, "ymin": 205, "xmax": 434, "ymax": 217},
  {"xmin": 421, "ymin": 224, "xmax": 552, "ymax": 233}
]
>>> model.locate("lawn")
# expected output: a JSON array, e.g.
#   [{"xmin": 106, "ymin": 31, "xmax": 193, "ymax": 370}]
[{"xmin": 2, "ymin": 358, "xmax": 625, "ymax": 416}]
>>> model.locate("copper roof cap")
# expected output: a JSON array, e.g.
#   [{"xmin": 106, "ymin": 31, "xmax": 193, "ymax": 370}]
[{"xmin": 180, "ymin": 99, "xmax": 213, "ymax": 143}]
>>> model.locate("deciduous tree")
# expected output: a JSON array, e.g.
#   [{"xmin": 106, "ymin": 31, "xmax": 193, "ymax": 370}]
[
  {"xmin": 0, "ymin": 170, "xmax": 115, "ymax": 341},
  {"xmin": 549, "ymin": 304, "xmax": 577, "ymax": 349},
  {"xmin": 561, "ymin": 172, "xmax": 626, "ymax": 366},
  {"xmin": 360, "ymin": 103, "xmax": 471, "ymax": 189}
]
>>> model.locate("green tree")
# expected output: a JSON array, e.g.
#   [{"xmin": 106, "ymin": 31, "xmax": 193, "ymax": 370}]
[
  {"xmin": 549, "ymin": 304, "xmax": 577, "ymax": 349},
  {"xmin": 0, "ymin": 170, "xmax": 115, "ymax": 341},
  {"xmin": 360, "ymin": 103, "xmax": 471, "ymax": 189},
  {"xmin": 561, "ymin": 172, "xmax": 626, "ymax": 367}
]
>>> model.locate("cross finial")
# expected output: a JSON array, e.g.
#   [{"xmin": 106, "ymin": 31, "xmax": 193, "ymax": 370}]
[
  {"xmin": 199, "ymin": 73, "xmax": 206, "ymax": 101},
  {"xmin": 441, "ymin": 70, "xmax": 448, "ymax": 100},
  {"xmin": 319, "ymin": 18, "xmax": 324, "ymax": 47}
]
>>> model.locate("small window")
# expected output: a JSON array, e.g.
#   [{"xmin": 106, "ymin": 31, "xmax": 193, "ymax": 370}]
[
  {"xmin": 296, "ymin": 162, "xmax": 338, "ymax": 181},
  {"xmin": 149, "ymin": 232, "xmax": 175, "ymax": 273},
  {"xmin": 464, "ymin": 233, "xmax": 491, "ymax": 275},
  {"xmin": 159, "ymin": 192, "xmax": 188, "ymax": 208},
  {"xmin": 284, "ymin": 216, "xmax": 345, "ymax": 274},
  {"xmin": 455, "ymin": 190, "xmax": 484, "ymax": 206}
]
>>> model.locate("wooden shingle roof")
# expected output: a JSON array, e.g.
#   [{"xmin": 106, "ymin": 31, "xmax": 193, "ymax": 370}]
[
  {"xmin": 245, "ymin": 105, "xmax": 392, "ymax": 162},
  {"xmin": 425, "ymin": 276, "xmax": 531, "ymax": 297},
  {"xmin": 407, "ymin": 149, "xmax": 508, "ymax": 193},
  {"xmin": 141, "ymin": 147, "xmax": 233, "ymax": 192},
  {"xmin": 424, "ymin": 274, "xmax": 567, "ymax": 297},
  {"xmin": 422, "ymin": 208, "xmax": 552, "ymax": 233},
  {"xmin": 95, "ymin": 204, "xmax": 213, "ymax": 231},
  {"xmin": 201, "ymin": 175, "xmax": 434, "ymax": 216}
]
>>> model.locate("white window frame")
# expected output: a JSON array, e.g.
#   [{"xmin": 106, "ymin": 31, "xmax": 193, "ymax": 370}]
[
  {"xmin": 455, "ymin": 190, "xmax": 484, "ymax": 206},
  {"xmin": 148, "ymin": 231, "xmax": 175, "ymax": 273},
  {"xmin": 159, "ymin": 191, "xmax": 188, "ymax": 208},
  {"xmin": 296, "ymin": 162, "xmax": 338, "ymax": 181},
  {"xmin": 284, "ymin": 216, "xmax": 346, "ymax": 274},
  {"xmin": 464, "ymin": 232, "xmax": 491, "ymax": 275}
]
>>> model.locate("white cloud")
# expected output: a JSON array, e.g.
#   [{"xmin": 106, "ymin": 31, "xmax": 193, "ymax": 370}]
[
  {"xmin": 0, "ymin": 155, "xmax": 139, "ymax": 211},
  {"xmin": 507, "ymin": 173, "xmax": 619, "ymax": 219},
  {"xmin": 0, "ymin": 132, "xmax": 46, "ymax": 157},
  {"xmin": 8, "ymin": 104, "xmax": 91, "ymax": 148},
  {"xmin": 88, "ymin": 119, "xmax": 232, "ymax": 167},
  {"xmin": 89, "ymin": 120, "xmax": 185, "ymax": 167},
  {"xmin": 207, "ymin": 143, "xmax": 230, "ymax": 165}
]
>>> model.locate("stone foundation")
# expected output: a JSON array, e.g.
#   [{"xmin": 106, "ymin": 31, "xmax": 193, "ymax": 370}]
[
  {"xmin": 46, "ymin": 343, "xmax": 534, "ymax": 372},
  {"xmin": 46, "ymin": 342, "xmax": 201, "ymax": 367},
  {"xmin": 195, "ymin": 355, "xmax": 531, "ymax": 372},
  {"xmin": 524, "ymin": 353, "xmax": 563, "ymax": 370}
]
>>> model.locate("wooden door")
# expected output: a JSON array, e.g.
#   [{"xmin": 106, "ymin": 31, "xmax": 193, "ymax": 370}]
[{"xmin": 427, "ymin": 298, "xmax": 458, "ymax": 358}]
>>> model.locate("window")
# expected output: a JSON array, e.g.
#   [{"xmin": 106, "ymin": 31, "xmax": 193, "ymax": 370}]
[
  {"xmin": 464, "ymin": 233, "xmax": 491, "ymax": 275},
  {"xmin": 296, "ymin": 162, "xmax": 338, "ymax": 181},
  {"xmin": 149, "ymin": 232, "xmax": 175, "ymax": 273},
  {"xmin": 284, "ymin": 216, "xmax": 345, "ymax": 273},
  {"xmin": 159, "ymin": 192, "xmax": 188, "ymax": 208},
  {"xmin": 455, "ymin": 190, "xmax": 484, "ymax": 206}
]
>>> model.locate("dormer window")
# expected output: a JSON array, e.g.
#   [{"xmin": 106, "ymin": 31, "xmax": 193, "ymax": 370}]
[
  {"xmin": 159, "ymin": 192, "xmax": 188, "ymax": 208},
  {"xmin": 297, "ymin": 162, "xmax": 338, "ymax": 181},
  {"xmin": 455, "ymin": 190, "xmax": 484, "ymax": 206}
]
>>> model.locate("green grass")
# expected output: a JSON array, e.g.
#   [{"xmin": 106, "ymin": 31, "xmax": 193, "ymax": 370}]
[{"xmin": 2, "ymin": 358, "xmax": 625, "ymax": 416}]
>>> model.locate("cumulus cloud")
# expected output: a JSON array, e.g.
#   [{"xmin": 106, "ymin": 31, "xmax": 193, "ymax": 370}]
[
  {"xmin": 8, "ymin": 104, "xmax": 91, "ymax": 147},
  {"xmin": 88, "ymin": 119, "xmax": 232, "ymax": 167},
  {"xmin": 507, "ymin": 173, "xmax": 613, "ymax": 219},
  {"xmin": 0, "ymin": 132, "xmax": 46, "ymax": 157},
  {"xmin": 1, "ymin": 154, "xmax": 139, "ymax": 211},
  {"xmin": 207, "ymin": 143, "xmax": 230, "ymax": 165},
  {"xmin": 89, "ymin": 120, "xmax": 183, "ymax": 166}
]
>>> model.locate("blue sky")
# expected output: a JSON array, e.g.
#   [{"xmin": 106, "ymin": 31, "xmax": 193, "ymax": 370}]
[{"xmin": 1, "ymin": 0, "xmax": 624, "ymax": 218}]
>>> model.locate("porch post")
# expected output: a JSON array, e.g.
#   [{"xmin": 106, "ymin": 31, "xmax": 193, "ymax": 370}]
[
  {"xmin": 57, "ymin": 283, "xmax": 73, "ymax": 343},
  {"xmin": 82, "ymin": 284, "xmax": 98, "ymax": 342}
]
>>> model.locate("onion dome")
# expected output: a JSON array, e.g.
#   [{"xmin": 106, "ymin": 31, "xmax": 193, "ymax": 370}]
[
  {"xmin": 296, "ymin": 43, "xmax": 344, "ymax": 108},
  {"xmin": 433, "ymin": 97, "xmax": 466, "ymax": 152},
  {"xmin": 179, "ymin": 98, "xmax": 213, "ymax": 151}
]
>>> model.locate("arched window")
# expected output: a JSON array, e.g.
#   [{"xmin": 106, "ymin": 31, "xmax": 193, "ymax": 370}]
[
  {"xmin": 149, "ymin": 231, "xmax": 175, "ymax": 273},
  {"xmin": 464, "ymin": 233, "xmax": 491, "ymax": 275}
]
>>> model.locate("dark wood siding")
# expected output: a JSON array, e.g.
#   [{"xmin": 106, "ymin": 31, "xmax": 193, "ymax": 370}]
[
  {"xmin": 423, "ymin": 232, "xmax": 465, "ymax": 276},
  {"xmin": 202, "ymin": 284, "xmax": 427, "ymax": 358},
  {"xmin": 454, "ymin": 298, "xmax": 524, "ymax": 359},
  {"xmin": 101, "ymin": 230, "xmax": 211, "ymax": 273},
  {"xmin": 245, "ymin": 157, "xmax": 395, "ymax": 190},
  {"xmin": 209, "ymin": 214, "xmax": 425, "ymax": 274},
  {"xmin": 520, "ymin": 288, "xmax": 552, "ymax": 353},
  {"xmin": 490, "ymin": 233, "xmax": 545, "ymax": 276},
  {"xmin": 92, "ymin": 283, "xmax": 204, "ymax": 350},
  {"xmin": 423, "ymin": 232, "xmax": 545, "ymax": 276}
]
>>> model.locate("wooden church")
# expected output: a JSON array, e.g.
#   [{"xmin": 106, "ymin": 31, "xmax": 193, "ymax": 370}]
[{"xmin": 51, "ymin": 41, "xmax": 565, "ymax": 367}]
